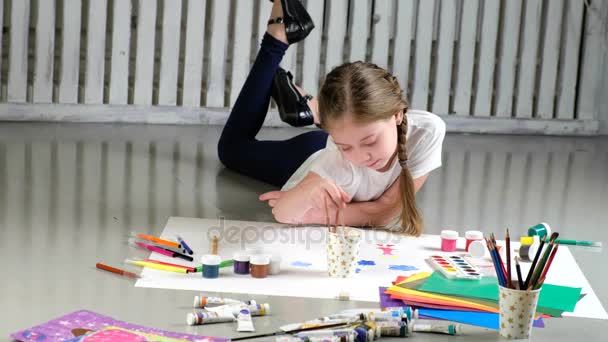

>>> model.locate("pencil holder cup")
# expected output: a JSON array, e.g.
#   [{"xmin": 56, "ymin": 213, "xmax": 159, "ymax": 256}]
[
  {"xmin": 326, "ymin": 227, "xmax": 362, "ymax": 278},
  {"xmin": 498, "ymin": 285, "xmax": 541, "ymax": 339}
]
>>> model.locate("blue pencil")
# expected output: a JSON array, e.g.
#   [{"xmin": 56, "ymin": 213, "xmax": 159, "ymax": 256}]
[{"xmin": 486, "ymin": 237, "xmax": 505, "ymax": 286}]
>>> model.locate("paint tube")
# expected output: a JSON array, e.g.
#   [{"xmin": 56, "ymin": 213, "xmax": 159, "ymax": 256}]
[
  {"xmin": 411, "ymin": 323, "xmax": 460, "ymax": 335},
  {"xmin": 352, "ymin": 321, "xmax": 376, "ymax": 342},
  {"xmin": 294, "ymin": 328, "xmax": 357, "ymax": 342},
  {"xmin": 374, "ymin": 321, "xmax": 410, "ymax": 337},
  {"xmin": 206, "ymin": 303, "xmax": 270, "ymax": 317},
  {"xmin": 186, "ymin": 311, "xmax": 236, "ymax": 325},
  {"xmin": 193, "ymin": 295, "xmax": 253, "ymax": 308},
  {"xmin": 338, "ymin": 307, "xmax": 413, "ymax": 322},
  {"xmin": 236, "ymin": 308, "xmax": 255, "ymax": 332}
]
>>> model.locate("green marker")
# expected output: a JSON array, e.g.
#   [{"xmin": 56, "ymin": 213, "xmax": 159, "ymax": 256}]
[
  {"xmin": 194, "ymin": 259, "xmax": 235, "ymax": 273},
  {"xmin": 543, "ymin": 238, "xmax": 602, "ymax": 247}
]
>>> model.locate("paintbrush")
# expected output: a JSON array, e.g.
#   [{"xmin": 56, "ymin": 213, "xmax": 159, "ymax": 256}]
[
  {"xmin": 534, "ymin": 243, "xmax": 559, "ymax": 289},
  {"xmin": 527, "ymin": 232, "xmax": 559, "ymax": 290},
  {"xmin": 324, "ymin": 197, "xmax": 331, "ymax": 233},
  {"xmin": 523, "ymin": 231, "xmax": 549, "ymax": 289},
  {"xmin": 230, "ymin": 322, "xmax": 351, "ymax": 341}
]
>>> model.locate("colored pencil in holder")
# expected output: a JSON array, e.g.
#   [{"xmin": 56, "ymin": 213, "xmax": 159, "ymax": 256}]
[
  {"xmin": 534, "ymin": 243, "xmax": 560, "ymax": 290},
  {"xmin": 523, "ymin": 232, "xmax": 548, "ymax": 289},
  {"xmin": 491, "ymin": 233, "xmax": 508, "ymax": 285},
  {"xmin": 486, "ymin": 237, "xmax": 506, "ymax": 287},
  {"xmin": 527, "ymin": 232, "xmax": 559, "ymax": 290},
  {"xmin": 515, "ymin": 256, "xmax": 524, "ymax": 290}
]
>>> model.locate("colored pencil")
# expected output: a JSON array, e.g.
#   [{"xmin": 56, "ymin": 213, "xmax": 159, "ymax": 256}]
[
  {"xmin": 523, "ymin": 232, "xmax": 548, "ymax": 289},
  {"xmin": 486, "ymin": 237, "xmax": 505, "ymax": 287},
  {"xmin": 132, "ymin": 232, "xmax": 180, "ymax": 248},
  {"xmin": 491, "ymin": 233, "xmax": 508, "ymax": 285},
  {"xmin": 96, "ymin": 262, "xmax": 140, "ymax": 279},
  {"xmin": 534, "ymin": 243, "xmax": 560, "ymax": 289},
  {"xmin": 515, "ymin": 256, "xmax": 524, "ymax": 290},
  {"xmin": 527, "ymin": 232, "xmax": 559, "ymax": 290},
  {"xmin": 506, "ymin": 228, "xmax": 513, "ymax": 289}
]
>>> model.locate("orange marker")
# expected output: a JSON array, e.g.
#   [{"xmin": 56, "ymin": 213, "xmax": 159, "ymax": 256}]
[
  {"xmin": 96, "ymin": 262, "xmax": 140, "ymax": 279},
  {"xmin": 132, "ymin": 232, "xmax": 179, "ymax": 248}
]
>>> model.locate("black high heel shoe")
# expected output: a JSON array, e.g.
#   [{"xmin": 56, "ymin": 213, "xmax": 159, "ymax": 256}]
[
  {"xmin": 271, "ymin": 67, "xmax": 315, "ymax": 127},
  {"xmin": 268, "ymin": 0, "xmax": 315, "ymax": 44}
]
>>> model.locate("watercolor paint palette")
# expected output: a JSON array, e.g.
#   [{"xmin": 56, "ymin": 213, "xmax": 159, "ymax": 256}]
[{"xmin": 427, "ymin": 255, "xmax": 483, "ymax": 280}]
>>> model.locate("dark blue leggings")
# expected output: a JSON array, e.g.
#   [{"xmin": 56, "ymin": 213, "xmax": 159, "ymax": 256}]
[{"xmin": 218, "ymin": 33, "xmax": 328, "ymax": 187}]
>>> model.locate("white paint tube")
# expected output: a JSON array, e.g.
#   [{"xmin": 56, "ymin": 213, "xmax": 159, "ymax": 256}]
[
  {"xmin": 206, "ymin": 303, "xmax": 270, "ymax": 317},
  {"xmin": 193, "ymin": 295, "xmax": 254, "ymax": 308},
  {"xmin": 186, "ymin": 311, "xmax": 236, "ymax": 326},
  {"xmin": 294, "ymin": 328, "xmax": 357, "ymax": 342},
  {"xmin": 338, "ymin": 307, "xmax": 414, "ymax": 321},
  {"xmin": 236, "ymin": 308, "xmax": 255, "ymax": 332},
  {"xmin": 412, "ymin": 323, "xmax": 461, "ymax": 335},
  {"xmin": 374, "ymin": 321, "xmax": 410, "ymax": 337}
]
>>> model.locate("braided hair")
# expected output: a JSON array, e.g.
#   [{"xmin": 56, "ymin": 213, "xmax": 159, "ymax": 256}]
[{"xmin": 318, "ymin": 61, "xmax": 423, "ymax": 235}]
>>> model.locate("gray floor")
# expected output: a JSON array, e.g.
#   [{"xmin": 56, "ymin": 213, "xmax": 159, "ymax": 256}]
[{"xmin": 0, "ymin": 123, "xmax": 607, "ymax": 341}]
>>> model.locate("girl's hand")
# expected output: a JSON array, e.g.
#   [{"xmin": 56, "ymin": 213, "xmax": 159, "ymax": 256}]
[
  {"xmin": 302, "ymin": 176, "xmax": 350, "ymax": 211},
  {"xmin": 259, "ymin": 191, "xmax": 284, "ymax": 208}
]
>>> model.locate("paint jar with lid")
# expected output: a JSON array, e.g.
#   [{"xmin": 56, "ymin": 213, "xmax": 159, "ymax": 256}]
[
  {"xmin": 233, "ymin": 251, "xmax": 250, "ymax": 275},
  {"xmin": 468, "ymin": 240, "xmax": 487, "ymax": 258},
  {"xmin": 464, "ymin": 230, "xmax": 484, "ymax": 251},
  {"xmin": 440, "ymin": 230, "xmax": 459, "ymax": 252},
  {"xmin": 269, "ymin": 254, "xmax": 282, "ymax": 275},
  {"xmin": 250, "ymin": 255, "xmax": 270, "ymax": 278},
  {"xmin": 201, "ymin": 255, "xmax": 221, "ymax": 279},
  {"xmin": 527, "ymin": 222, "xmax": 551, "ymax": 238}
]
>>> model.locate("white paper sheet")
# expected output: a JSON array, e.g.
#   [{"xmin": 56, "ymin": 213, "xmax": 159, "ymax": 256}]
[{"xmin": 135, "ymin": 217, "xmax": 607, "ymax": 320}]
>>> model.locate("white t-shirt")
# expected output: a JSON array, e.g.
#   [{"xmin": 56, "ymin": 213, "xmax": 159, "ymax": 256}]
[{"xmin": 282, "ymin": 109, "xmax": 446, "ymax": 203}]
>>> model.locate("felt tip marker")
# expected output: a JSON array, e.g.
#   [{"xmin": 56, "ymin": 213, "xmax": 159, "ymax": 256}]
[{"xmin": 176, "ymin": 235, "xmax": 194, "ymax": 255}]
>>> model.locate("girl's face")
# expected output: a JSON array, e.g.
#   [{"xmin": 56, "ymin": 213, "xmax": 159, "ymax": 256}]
[{"xmin": 327, "ymin": 111, "xmax": 403, "ymax": 172}]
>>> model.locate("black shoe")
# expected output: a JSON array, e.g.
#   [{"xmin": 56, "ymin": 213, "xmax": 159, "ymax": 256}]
[
  {"xmin": 268, "ymin": 0, "xmax": 315, "ymax": 44},
  {"xmin": 271, "ymin": 67, "xmax": 314, "ymax": 127}
]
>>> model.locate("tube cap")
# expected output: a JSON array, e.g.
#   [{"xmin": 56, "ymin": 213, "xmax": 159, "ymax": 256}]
[{"xmin": 186, "ymin": 312, "xmax": 197, "ymax": 326}]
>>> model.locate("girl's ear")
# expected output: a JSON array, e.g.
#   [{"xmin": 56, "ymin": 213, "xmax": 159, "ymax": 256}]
[{"xmin": 395, "ymin": 110, "xmax": 404, "ymax": 125}]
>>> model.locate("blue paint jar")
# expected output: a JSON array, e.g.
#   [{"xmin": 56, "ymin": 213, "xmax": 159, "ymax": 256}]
[{"xmin": 201, "ymin": 255, "xmax": 221, "ymax": 279}]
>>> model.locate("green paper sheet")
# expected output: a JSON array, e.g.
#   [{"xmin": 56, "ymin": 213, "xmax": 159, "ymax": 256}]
[{"xmin": 417, "ymin": 272, "xmax": 582, "ymax": 312}]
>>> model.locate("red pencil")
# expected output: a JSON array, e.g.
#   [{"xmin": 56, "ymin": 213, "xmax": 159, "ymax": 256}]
[
  {"xmin": 534, "ymin": 243, "xmax": 559, "ymax": 289},
  {"xmin": 96, "ymin": 262, "xmax": 140, "ymax": 279}
]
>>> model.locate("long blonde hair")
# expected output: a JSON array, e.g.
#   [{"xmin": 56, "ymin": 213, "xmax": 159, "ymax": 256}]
[{"xmin": 317, "ymin": 61, "xmax": 423, "ymax": 236}]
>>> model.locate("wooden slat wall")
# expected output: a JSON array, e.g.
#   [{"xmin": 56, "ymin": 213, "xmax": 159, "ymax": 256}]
[{"xmin": 0, "ymin": 0, "xmax": 599, "ymax": 129}]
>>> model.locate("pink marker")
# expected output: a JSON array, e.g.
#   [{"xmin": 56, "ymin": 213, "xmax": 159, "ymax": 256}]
[
  {"xmin": 135, "ymin": 241, "xmax": 174, "ymax": 257},
  {"xmin": 129, "ymin": 239, "xmax": 194, "ymax": 262}
]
